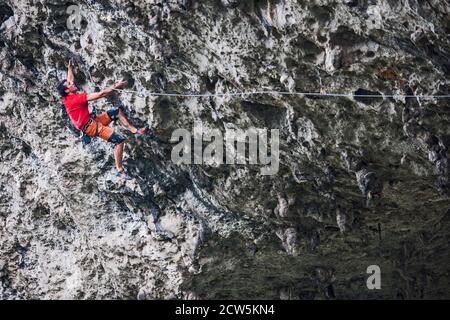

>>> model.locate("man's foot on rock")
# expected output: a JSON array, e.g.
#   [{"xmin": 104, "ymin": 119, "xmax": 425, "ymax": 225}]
[
  {"xmin": 135, "ymin": 126, "xmax": 149, "ymax": 140},
  {"xmin": 116, "ymin": 169, "xmax": 131, "ymax": 180}
]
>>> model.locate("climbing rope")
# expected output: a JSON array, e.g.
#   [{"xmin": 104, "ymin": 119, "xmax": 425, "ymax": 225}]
[{"xmin": 113, "ymin": 88, "xmax": 450, "ymax": 100}]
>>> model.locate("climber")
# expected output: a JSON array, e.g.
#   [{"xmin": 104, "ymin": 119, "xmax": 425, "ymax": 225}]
[{"xmin": 56, "ymin": 59, "xmax": 147, "ymax": 180}]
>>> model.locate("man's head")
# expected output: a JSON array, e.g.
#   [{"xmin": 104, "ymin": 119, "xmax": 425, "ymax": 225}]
[{"xmin": 57, "ymin": 79, "xmax": 78, "ymax": 97}]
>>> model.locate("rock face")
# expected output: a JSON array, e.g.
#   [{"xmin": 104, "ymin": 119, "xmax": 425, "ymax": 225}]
[{"xmin": 1, "ymin": 0, "xmax": 450, "ymax": 299}]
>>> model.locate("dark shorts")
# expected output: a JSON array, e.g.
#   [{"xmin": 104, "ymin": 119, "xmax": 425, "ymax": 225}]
[{"xmin": 107, "ymin": 108, "xmax": 120, "ymax": 122}]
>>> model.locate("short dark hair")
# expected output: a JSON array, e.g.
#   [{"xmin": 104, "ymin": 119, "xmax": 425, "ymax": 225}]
[{"xmin": 57, "ymin": 79, "xmax": 68, "ymax": 97}]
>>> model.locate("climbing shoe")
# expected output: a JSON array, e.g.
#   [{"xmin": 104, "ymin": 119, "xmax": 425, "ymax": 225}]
[
  {"xmin": 135, "ymin": 126, "xmax": 149, "ymax": 140},
  {"xmin": 116, "ymin": 169, "xmax": 131, "ymax": 180}
]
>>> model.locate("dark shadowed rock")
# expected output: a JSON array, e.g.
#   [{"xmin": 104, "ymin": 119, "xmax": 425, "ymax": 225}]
[{"xmin": 0, "ymin": 0, "xmax": 449, "ymax": 300}]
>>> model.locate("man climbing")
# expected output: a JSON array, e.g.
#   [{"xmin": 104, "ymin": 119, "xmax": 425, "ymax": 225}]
[{"xmin": 56, "ymin": 59, "xmax": 147, "ymax": 179}]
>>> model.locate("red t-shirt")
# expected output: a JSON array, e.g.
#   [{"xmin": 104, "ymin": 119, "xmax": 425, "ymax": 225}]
[{"xmin": 63, "ymin": 93, "xmax": 91, "ymax": 130}]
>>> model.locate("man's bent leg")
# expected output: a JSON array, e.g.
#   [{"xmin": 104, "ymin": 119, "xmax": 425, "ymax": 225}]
[{"xmin": 118, "ymin": 109, "xmax": 138, "ymax": 134}]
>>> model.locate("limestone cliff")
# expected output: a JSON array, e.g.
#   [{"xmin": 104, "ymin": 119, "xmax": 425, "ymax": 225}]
[{"xmin": 0, "ymin": 0, "xmax": 449, "ymax": 299}]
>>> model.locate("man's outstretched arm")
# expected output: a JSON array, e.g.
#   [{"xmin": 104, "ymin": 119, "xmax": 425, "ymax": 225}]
[
  {"xmin": 86, "ymin": 80, "xmax": 128, "ymax": 102},
  {"xmin": 67, "ymin": 59, "xmax": 75, "ymax": 85}
]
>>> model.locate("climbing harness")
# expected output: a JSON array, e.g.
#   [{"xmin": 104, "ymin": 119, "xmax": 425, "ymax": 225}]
[
  {"xmin": 79, "ymin": 105, "xmax": 99, "ymax": 145},
  {"xmin": 112, "ymin": 88, "xmax": 450, "ymax": 100}
]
